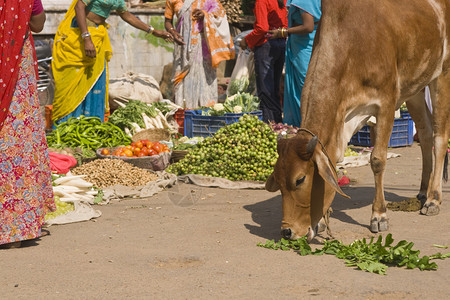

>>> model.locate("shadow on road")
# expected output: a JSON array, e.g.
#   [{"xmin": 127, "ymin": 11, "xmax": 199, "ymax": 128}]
[{"xmin": 244, "ymin": 186, "xmax": 417, "ymax": 240}]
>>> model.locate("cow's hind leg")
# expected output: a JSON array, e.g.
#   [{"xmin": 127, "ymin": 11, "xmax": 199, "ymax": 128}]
[
  {"xmin": 405, "ymin": 90, "xmax": 433, "ymax": 204},
  {"xmin": 420, "ymin": 76, "xmax": 450, "ymax": 216},
  {"xmin": 369, "ymin": 106, "xmax": 396, "ymax": 232}
]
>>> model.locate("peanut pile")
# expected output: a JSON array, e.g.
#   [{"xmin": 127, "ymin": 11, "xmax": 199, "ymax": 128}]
[{"xmin": 71, "ymin": 159, "xmax": 158, "ymax": 188}]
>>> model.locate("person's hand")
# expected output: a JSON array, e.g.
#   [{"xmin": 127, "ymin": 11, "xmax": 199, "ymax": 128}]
[
  {"xmin": 83, "ymin": 37, "xmax": 97, "ymax": 58},
  {"xmin": 239, "ymin": 37, "xmax": 248, "ymax": 50},
  {"xmin": 152, "ymin": 29, "xmax": 174, "ymax": 43},
  {"xmin": 192, "ymin": 9, "xmax": 205, "ymax": 21},
  {"xmin": 267, "ymin": 29, "xmax": 281, "ymax": 39},
  {"xmin": 168, "ymin": 28, "xmax": 185, "ymax": 45}
]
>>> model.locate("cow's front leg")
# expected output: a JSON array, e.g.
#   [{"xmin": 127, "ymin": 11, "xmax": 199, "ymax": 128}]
[{"xmin": 369, "ymin": 115, "xmax": 395, "ymax": 232}]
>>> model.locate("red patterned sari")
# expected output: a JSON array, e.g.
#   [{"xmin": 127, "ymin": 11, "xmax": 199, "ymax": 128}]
[{"xmin": 0, "ymin": 0, "xmax": 55, "ymax": 245}]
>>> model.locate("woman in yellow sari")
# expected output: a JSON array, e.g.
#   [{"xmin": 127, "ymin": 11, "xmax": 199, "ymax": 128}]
[
  {"xmin": 52, "ymin": 0, "xmax": 172, "ymax": 125},
  {"xmin": 164, "ymin": 0, "xmax": 235, "ymax": 108}
]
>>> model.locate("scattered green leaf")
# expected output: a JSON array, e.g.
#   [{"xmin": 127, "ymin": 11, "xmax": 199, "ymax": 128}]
[{"xmin": 257, "ymin": 234, "xmax": 450, "ymax": 275}]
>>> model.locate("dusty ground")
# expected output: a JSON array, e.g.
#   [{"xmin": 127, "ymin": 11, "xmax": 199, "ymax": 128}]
[{"xmin": 1, "ymin": 142, "xmax": 449, "ymax": 299}]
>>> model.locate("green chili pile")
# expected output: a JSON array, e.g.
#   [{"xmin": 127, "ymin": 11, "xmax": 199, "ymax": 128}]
[{"xmin": 46, "ymin": 116, "xmax": 131, "ymax": 150}]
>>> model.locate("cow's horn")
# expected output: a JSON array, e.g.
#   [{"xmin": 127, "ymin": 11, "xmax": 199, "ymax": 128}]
[{"xmin": 306, "ymin": 136, "xmax": 318, "ymax": 154}]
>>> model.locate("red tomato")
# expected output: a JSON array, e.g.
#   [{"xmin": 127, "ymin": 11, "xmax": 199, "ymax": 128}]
[
  {"xmin": 148, "ymin": 149, "xmax": 158, "ymax": 156},
  {"xmin": 124, "ymin": 149, "xmax": 133, "ymax": 157},
  {"xmin": 145, "ymin": 140, "xmax": 153, "ymax": 148},
  {"xmin": 137, "ymin": 152, "xmax": 146, "ymax": 157},
  {"xmin": 130, "ymin": 142, "xmax": 136, "ymax": 147},
  {"xmin": 135, "ymin": 141, "xmax": 144, "ymax": 149},
  {"xmin": 133, "ymin": 148, "xmax": 141, "ymax": 155},
  {"xmin": 101, "ymin": 148, "xmax": 110, "ymax": 155},
  {"xmin": 152, "ymin": 142, "xmax": 163, "ymax": 153},
  {"xmin": 141, "ymin": 147, "xmax": 149, "ymax": 156}
]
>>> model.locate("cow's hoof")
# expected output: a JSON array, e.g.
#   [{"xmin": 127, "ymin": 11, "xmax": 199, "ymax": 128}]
[
  {"xmin": 420, "ymin": 202, "xmax": 440, "ymax": 216},
  {"xmin": 370, "ymin": 217, "xmax": 389, "ymax": 233},
  {"xmin": 416, "ymin": 193, "xmax": 427, "ymax": 206}
]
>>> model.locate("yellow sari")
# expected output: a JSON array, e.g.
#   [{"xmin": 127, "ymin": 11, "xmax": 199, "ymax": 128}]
[{"xmin": 51, "ymin": 0, "xmax": 113, "ymax": 122}]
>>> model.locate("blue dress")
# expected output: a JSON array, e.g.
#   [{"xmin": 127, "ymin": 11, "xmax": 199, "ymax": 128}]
[{"xmin": 283, "ymin": 0, "xmax": 321, "ymax": 127}]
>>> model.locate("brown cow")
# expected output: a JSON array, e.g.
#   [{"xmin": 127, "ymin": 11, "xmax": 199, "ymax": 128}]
[{"xmin": 266, "ymin": 0, "xmax": 450, "ymax": 241}]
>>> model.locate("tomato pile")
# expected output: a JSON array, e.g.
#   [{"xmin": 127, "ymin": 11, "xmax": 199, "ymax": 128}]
[
  {"xmin": 101, "ymin": 140, "xmax": 170, "ymax": 157},
  {"xmin": 167, "ymin": 114, "xmax": 278, "ymax": 181}
]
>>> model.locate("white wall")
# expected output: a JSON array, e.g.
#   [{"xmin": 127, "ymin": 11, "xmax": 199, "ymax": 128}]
[{"xmin": 39, "ymin": 4, "xmax": 173, "ymax": 82}]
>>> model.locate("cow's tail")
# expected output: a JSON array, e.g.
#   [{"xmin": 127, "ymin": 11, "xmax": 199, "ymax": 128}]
[{"xmin": 444, "ymin": 151, "xmax": 448, "ymax": 182}]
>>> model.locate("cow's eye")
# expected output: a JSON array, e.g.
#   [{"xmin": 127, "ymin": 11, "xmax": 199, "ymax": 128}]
[{"xmin": 296, "ymin": 176, "xmax": 306, "ymax": 186}]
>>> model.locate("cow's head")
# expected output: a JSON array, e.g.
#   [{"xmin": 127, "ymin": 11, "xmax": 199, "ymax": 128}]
[{"xmin": 266, "ymin": 130, "xmax": 349, "ymax": 241}]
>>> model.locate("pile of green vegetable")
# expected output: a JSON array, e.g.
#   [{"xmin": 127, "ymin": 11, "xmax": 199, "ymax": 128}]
[
  {"xmin": 258, "ymin": 234, "xmax": 450, "ymax": 275},
  {"xmin": 202, "ymin": 93, "xmax": 260, "ymax": 116},
  {"xmin": 167, "ymin": 114, "xmax": 278, "ymax": 181},
  {"xmin": 108, "ymin": 100, "xmax": 171, "ymax": 135},
  {"xmin": 46, "ymin": 116, "xmax": 130, "ymax": 150}
]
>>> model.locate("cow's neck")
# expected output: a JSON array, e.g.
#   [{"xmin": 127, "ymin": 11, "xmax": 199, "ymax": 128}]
[{"xmin": 301, "ymin": 104, "xmax": 344, "ymax": 164}]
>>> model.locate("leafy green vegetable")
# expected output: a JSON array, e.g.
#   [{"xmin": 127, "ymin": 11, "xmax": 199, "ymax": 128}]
[
  {"xmin": 223, "ymin": 92, "xmax": 260, "ymax": 114},
  {"xmin": 432, "ymin": 244, "xmax": 449, "ymax": 249},
  {"xmin": 151, "ymin": 101, "xmax": 171, "ymax": 115},
  {"xmin": 108, "ymin": 100, "xmax": 159, "ymax": 132},
  {"xmin": 228, "ymin": 77, "xmax": 250, "ymax": 96},
  {"xmin": 257, "ymin": 234, "xmax": 450, "ymax": 275}
]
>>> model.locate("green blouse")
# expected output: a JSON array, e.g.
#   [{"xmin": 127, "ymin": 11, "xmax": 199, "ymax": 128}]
[{"xmin": 82, "ymin": 0, "xmax": 128, "ymax": 19}]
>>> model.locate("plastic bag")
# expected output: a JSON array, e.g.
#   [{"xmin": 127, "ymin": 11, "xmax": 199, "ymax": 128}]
[
  {"xmin": 227, "ymin": 49, "xmax": 255, "ymax": 96},
  {"xmin": 230, "ymin": 49, "xmax": 254, "ymax": 81}
]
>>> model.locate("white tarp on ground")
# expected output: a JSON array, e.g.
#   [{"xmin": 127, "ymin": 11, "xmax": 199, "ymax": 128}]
[
  {"xmin": 101, "ymin": 171, "xmax": 177, "ymax": 202},
  {"xmin": 337, "ymin": 151, "xmax": 401, "ymax": 168}
]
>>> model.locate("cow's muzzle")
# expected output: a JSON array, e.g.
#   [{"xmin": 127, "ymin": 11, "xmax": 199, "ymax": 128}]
[
  {"xmin": 281, "ymin": 228, "xmax": 292, "ymax": 239},
  {"xmin": 280, "ymin": 227, "xmax": 316, "ymax": 241}
]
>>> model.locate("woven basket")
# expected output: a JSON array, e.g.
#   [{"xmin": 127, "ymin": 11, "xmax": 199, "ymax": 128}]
[
  {"xmin": 171, "ymin": 149, "xmax": 189, "ymax": 163},
  {"xmin": 132, "ymin": 128, "xmax": 171, "ymax": 143},
  {"xmin": 96, "ymin": 147, "xmax": 171, "ymax": 171}
]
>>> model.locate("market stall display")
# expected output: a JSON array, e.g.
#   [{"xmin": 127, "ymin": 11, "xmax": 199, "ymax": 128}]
[
  {"xmin": 45, "ymin": 172, "xmax": 103, "ymax": 225},
  {"xmin": 46, "ymin": 115, "xmax": 131, "ymax": 150},
  {"xmin": 71, "ymin": 159, "xmax": 160, "ymax": 188},
  {"xmin": 108, "ymin": 99, "xmax": 179, "ymax": 135},
  {"xmin": 167, "ymin": 114, "xmax": 278, "ymax": 181}
]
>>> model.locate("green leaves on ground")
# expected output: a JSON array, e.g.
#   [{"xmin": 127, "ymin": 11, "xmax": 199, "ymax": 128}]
[{"xmin": 257, "ymin": 234, "xmax": 450, "ymax": 275}]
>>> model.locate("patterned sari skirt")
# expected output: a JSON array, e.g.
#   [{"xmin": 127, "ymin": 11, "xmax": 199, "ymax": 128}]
[{"xmin": 0, "ymin": 37, "xmax": 55, "ymax": 245}]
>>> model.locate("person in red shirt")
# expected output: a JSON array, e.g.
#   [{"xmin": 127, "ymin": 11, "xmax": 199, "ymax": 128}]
[{"xmin": 240, "ymin": 0, "xmax": 288, "ymax": 123}]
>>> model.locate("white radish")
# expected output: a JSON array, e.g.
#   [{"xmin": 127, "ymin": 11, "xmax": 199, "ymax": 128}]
[
  {"xmin": 54, "ymin": 175, "xmax": 87, "ymax": 185},
  {"xmin": 157, "ymin": 112, "xmax": 171, "ymax": 129},
  {"xmin": 131, "ymin": 122, "xmax": 142, "ymax": 133},
  {"xmin": 125, "ymin": 128, "xmax": 132, "ymax": 137},
  {"xmin": 53, "ymin": 185, "xmax": 84, "ymax": 194},
  {"xmin": 61, "ymin": 178, "xmax": 93, "ymax": 188}
]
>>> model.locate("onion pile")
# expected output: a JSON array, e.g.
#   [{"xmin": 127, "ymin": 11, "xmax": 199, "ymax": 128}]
[{"xmin": 269, "ymin": 121, "xmax": 299, "ymax": 135}]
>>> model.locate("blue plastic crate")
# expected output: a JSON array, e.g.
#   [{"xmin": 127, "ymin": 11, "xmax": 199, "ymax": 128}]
[
  {"xmin": 184, "ymin": 109, "xmax": 263, "ymax": 138},
  {"xmin": 349, "ymin": 114, "xmax": 414, "ymax": 148}
]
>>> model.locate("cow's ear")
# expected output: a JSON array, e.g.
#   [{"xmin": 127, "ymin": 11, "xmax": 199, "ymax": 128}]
[
  {"xmin": 314, "ymin": 148, "xmax": 350, "ymax": 199},
  {"xmin": 265, "ymin": 172, "xmax": 280, "ymax": 192}
]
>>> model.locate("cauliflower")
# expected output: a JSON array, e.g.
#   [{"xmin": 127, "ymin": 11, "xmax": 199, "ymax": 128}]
[
  {"xmin": 214, "ymin": 103, "xmax": 225, "ymax": 111},
  {"xmin": 233, "ymin": 105, "xmax": 243, "ymax": 113}
]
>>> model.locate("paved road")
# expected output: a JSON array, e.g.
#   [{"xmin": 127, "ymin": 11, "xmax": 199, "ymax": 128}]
[{"xmin": 1, "ymin": 143, "xmax": 449, "ymax": 299}]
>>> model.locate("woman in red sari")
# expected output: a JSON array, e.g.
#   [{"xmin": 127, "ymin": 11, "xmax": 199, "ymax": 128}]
[{"xmin": 0, "ymin": 0, "xmax": 55, "ymax": 248}]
